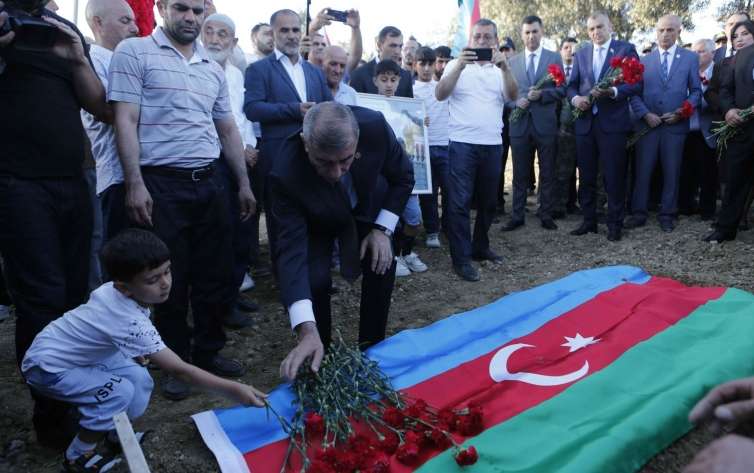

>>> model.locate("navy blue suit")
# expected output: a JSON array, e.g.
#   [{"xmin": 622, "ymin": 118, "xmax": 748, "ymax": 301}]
[
  {"xmin": 243, "ymin": 52, "xmax": 333, "ymax": 207},
  {"xmin": 566, "ymin": 39, "xmax": 641, "ymax": 230},
  {"xmin": 629, "ymin": 47, "xmax": 701, "ymax": 224}
]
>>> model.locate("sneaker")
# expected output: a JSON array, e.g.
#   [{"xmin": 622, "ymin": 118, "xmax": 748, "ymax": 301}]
[
  {"xmin": 0, "ymin": 304, "xmax": 10, "ymax": 322},
  {"xmin": 62, "ymin": 451, "xmax": 107, "ymax": 472},
  {"xmin": 425, "ymin": 233, "xmax": 441, "ymax": 248},
  {"xmin": 395, "ymin": 257, "xmax": 411, "ymax": 277},
  {"xmin": 239, "ymin": 273, "xmax": 254, "ymax": 292},
  {"xmin": 403, "ymin": 252, "xmax": 428, "ymax": 273},
  {"xmin": 161, "ymin": 375, "xmax": 190, "ymax": 401}
]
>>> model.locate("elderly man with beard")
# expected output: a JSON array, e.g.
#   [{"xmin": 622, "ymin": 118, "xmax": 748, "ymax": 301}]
[
  {"xmin": 201, "ymin": 13, "xmax": 262, "ymax": 327},
  {"xmin": 109, "ymin": 0, "xmax": 256, "ymax": 401},
  {"xmin": 322, "ymin": 45, "xmax": 358, "ymax": 105}
]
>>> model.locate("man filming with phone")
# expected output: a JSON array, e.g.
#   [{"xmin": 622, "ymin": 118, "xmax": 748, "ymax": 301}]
[
  {"xmin": 435, "ymin": 18, "xmax": 517, "ymax": 282},
  {"xmin": 0, "ymin": 0, "xmax": 109, "ymax": 448}
]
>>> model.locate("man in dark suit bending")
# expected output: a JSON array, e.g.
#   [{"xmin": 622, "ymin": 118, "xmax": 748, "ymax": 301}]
[{"xmin": 269, "ymin": 102, "xmax": 414, "ymax": 380}]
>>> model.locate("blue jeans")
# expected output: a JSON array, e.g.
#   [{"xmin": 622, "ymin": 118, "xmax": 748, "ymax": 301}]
[
  {"xmin": 446, "ymin": 142, "xmax": 502, "ymax": 265},
  {"xmin": 84, "ymin": 168, "xmax": 103, "ymax": 291},
  {"xmin": 419, "ymin": 145, "xmax": 449, "ymax": 234}
]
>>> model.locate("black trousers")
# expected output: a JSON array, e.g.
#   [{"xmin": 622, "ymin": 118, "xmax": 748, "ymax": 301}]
[
  {"xmin": 0, "ymin": 258, "xmax": 10, "ymax": 306},
  {"xmin": 679, "ymin": 131, "xmax": 718, "ymax": 216},
  {"xmin": 309, "ymin": 222, "xmax": 397, "ymax": 349},
  {"xmin": 218, "ymin": 158, "xmax": 255, "ymax": 296},
  {"xmin": 141, "ymin": 169, "xmax": 233, "ymax": 362},
  {"xmin": 100, "ymin": 182, "xmax": 129, "ymax": 243},
  {"xmin": 717, "ymin": 132, "xmax": 754, "ymax": 236},
  {"xmin": 0, "ymin": 175, "xmax": 92, "ymax": 365},
  {"xmin": 510, "ymin": 130, "xmax": 557, "ymax": 222}
]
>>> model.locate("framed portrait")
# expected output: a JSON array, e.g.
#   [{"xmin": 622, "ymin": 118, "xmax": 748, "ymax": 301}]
[{"xmin": 355, "ymin": 93, "xmax": 432, "ymax": 194}]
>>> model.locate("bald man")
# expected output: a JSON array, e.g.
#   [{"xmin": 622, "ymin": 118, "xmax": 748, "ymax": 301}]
[
  {"xmin": 323, "ymin": 45, "xmax": 358, "ymax": 105},
  {"xmin": 627, "ymin": 14, "xmax": 701, "ymax": 233},
  {"xmin": 82, "ymin": 0, "xmax": 139, "ymax": 245}
]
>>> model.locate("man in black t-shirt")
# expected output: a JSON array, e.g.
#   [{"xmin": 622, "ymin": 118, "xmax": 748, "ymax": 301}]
[{"xmin": 0, "ymin": 0, "xmax": 109, "ymax": 448}]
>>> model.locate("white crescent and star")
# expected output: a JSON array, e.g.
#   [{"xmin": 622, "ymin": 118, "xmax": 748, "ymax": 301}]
[{"xmin": 489, "ymin": 333, "xmax": 600, "ymax": 386}]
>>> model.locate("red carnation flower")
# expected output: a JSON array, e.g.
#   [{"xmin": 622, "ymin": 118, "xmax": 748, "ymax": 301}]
[
  {"xmin": 334, "ymin": 450, "xmax": 360, "ymax": 472},
  {"xmin": 679, "ymin": 100, "xmax": 695, "ymax": 119},
  {"xmin": 438, "ymin": 408, "xmax": 457, "ymax": 429},
  {"xmin": 404, "ymin": 430, "xmax": 429, "ymax": 448},
  {"xmin": 547, "ymin": 64, "xmax": 566, "ymax": 86},
  {"xmin": 316, "ymin": 447, "xmax": 338, "ymax": 465},
  {"xmin": 429, "ymin": 428, "xmax": 452, "ymax": 449},
  {"xmin": 379, "ymin": 433, "xmax": 399, "ymax": 454},
  {"xmin": 382, "ymin": 407, "xmax": 405, "ymax": 427},
  {"xmin": 609, "ymin": 56, "xmax": 624, "ymax": 69},
  {"xmin": 365, "ymin": 453, "xmax": 391, "ymax": 473},
  {"xmin": 396, "ymin": 442, "xmax": 420, "ymax": 465},
  {"xmin": 308, "ymin": 459, "xmax": 337, "ymax": 473},
  {"xmin": 305, "ymin": 412, "xmax": 325, "ymax": 435},
  {"xmin": 454, "ymin": 446, "xmax": 479, "ymax": 466},
  {"xmin": 405, "ymin": 399, "xmax": 428, "ymax": 417}
]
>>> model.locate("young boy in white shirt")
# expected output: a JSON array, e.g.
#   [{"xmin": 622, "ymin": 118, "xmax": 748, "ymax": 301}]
[
  {"xmin": 413, "ymin": 47, "xmax": 450, "ymax": 249},
  {"xmin": 21, "ymin": 229, "xmax": 267, "ymax": 472}
]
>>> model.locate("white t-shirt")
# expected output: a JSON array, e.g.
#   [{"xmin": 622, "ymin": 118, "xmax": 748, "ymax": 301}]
[
  {"xmin": 443, "ymin": 59, "xmax": 507, "ymax": 145},
  {"xmin": 22, "ymin": 283, "xmax": 166, "ymax": 374},
  {"xmin": 413, "ymin": 80, "xmax": 449, "ymax": 146}
]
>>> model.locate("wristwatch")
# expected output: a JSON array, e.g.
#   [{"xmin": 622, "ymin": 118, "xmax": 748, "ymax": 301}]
[{"xmin": 372, "ymin": 223, "xmax": 394, "ymax": 237}]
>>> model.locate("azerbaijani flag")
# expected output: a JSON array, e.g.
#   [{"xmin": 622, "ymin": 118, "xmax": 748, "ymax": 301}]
[
  {"xmin": 451, "ymin": 0, "xmax": 481, "ymax": 56},
  {"xmin": 193, "ymin": 266, "xmax": 754, "ymax": 472}
]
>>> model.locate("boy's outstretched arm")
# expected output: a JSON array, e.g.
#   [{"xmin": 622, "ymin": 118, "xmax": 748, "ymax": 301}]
[{"xmin": 149, "ymin": 348, "xmax": 267, "ymax": 407}]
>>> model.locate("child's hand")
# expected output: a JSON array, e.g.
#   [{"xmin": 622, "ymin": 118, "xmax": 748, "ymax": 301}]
[
  {"xmin": 231, "ymin": 382, "xmax": 268, "ymax": 407},
  {"xmin": 133, "ymin": 356, "xmax": 149, "ymax": 366}
]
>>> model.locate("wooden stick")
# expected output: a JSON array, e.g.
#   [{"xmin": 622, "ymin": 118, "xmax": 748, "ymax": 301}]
[{"xmin": 113, "ymin": 412, "xmax": 151, "ymax": 473}]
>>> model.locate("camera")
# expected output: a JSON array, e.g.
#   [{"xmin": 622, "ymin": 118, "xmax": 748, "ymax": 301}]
[
  {"xmin": 0, "ymin": 1, "xmax": 58, "ymax": 52},
  {"xmin": 325, "ymin": 9, "xmax": 348, "ymax": 23}
]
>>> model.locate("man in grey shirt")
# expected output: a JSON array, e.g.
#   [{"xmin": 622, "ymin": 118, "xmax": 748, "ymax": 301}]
[{"xmin": 109, "ymin": 0, "xmax": 255, "ymax": 400}]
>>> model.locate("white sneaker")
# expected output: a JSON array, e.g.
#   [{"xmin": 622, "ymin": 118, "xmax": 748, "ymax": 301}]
[
  {"xmin": 0, "ymin": 305, "xmax": 9, "ymax": 322},
  {"xmin": 239, "ymin": 273, "xmax": 255, "ymax": 292},
  {"xmin": 403, "ymin": 252, "xmax": 428, "ymax": 273},
  {"xmin": 395, "ymin": 256, "xmax": 411, "ymax": 277},
  {"xmin": 425, "ymin": 233, "xmax": 441, "ymax": 248}
]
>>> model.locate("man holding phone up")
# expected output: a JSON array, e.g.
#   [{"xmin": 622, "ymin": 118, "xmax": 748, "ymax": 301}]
[{"xmin": 436, "ymin": 18, "xmax": 518, "ymax": 282}]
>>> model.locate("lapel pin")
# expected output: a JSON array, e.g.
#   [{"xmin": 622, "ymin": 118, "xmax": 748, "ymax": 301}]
[{"xmin": 610, "ymin": 48, "xmax": 614, "ymax": 54}]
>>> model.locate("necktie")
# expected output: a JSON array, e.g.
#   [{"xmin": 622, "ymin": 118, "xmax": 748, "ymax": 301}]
[
  {"xmin": 565, "ymin": 65, "xmax": 572, "ymax": 81},
  {"xmin": 336, "ymin": 173, "xmax": 361, "ymax": 282},
  {"xmin": 594, "ymin": 46, "xmax": 604, "ymax": 83},
  {"xmin": 661, "ymin": 51, "xmax": 669, "ymax": 83},
  {"xmin": 527, "ymin": 53, "xmax": 536, "ymax": 85}
]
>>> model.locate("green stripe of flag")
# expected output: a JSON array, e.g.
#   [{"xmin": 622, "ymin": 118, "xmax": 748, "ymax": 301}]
[{"xmin": 418, "ymin": 288, "xmax": 754, "ymax": 473}]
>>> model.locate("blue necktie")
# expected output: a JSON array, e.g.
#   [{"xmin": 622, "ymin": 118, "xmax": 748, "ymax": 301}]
[
  {"xmin": 661, "ymin": 51, "xmax": 669, "ymax": 83},
  {"xmin": 527, "ymin": 53, "xmax": 536, "ymax": 86}
]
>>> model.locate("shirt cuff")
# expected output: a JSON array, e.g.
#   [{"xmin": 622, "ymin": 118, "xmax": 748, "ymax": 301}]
[
  {"xmin": 289, "ymin": 299, "xmax": 315, "ymax": 330},
  {"xmin": 611, "ymin": 87, "xmax": 618, "ymax": 99},
  {"xmin": 375, "ymin": 209, "xmax": 400, "ymax": 233},
  {"xmin": 570, "ymin": 96, "xmax": 579, "ymax": 107}
]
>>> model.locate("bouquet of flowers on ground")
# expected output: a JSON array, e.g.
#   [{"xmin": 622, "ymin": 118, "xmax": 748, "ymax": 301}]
[
  {"xmin": 626, "ymin": 100, "xmax": 695, "ymax": 148},
  {"xmin": 572, "ymin": 55, "xmax": 644, "ymax": 120},
  {"xmin": 265, "ymin": 333, "xmax": 483, "ymax": 472},
  {"xmin": 510, "ymin": 64, "xmax": 567, "ymax": 123},
  {"xmin": 711, "ymin": 106, "xmax": 754, "ymax": 156}
]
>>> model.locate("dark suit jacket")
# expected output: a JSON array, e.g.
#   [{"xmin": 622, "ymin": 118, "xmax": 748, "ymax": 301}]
[
  {"xmin": 243, "ymin": 53, "xmax": 333, "ymax": 141},
  {"xmin": 629, "ymin": 47, "xmax": 702, "ymax": 134},
  {"xmin": 505, "ymin": 48, "xmax": 565, "ymax": 137},
  {"xmin": 268, "ymin": 106, "xmax": 414, "ymax": 307},
  {"xmin": 566, "ymin": 39, "xmax": 641, "ymax": 135},
  {"xmin": 349, "ymin": 59, "xmax": 414, "ymax": 98},
  {"xmin": 720, "ymin": 43, "xmax": 754, "ymax": 113}
]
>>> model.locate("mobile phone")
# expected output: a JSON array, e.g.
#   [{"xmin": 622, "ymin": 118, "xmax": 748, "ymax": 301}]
[
  {"xmin": 326, "ymin": 8, "xmax": 348, "ymax": 23},
  {"xmin": 466, "ymin": 48, "xmax": 493, "ymax": 61}
]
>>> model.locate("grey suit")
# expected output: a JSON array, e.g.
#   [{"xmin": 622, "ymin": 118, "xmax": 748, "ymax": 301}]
[
  {"xmin": 505, "ymin": 48, "xmax": 565, "ymax": 223},
  {"xmin": 629, "ymin": 47, "xmax": 702, "ymax": 223}
]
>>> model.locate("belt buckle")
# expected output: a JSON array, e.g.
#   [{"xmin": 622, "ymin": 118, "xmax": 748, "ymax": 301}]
[{"xmin": 191, "ymin": 169, "xmax": 202, "ymax": 182}]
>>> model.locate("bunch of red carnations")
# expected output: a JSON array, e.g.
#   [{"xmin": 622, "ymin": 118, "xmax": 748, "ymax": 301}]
[
  {"xmin": 265, "ymin": 334, "xmax": 482, "ymax": 472},
  {"xmin": 626, "ymin": 99, "xmax": 695, "ymax": 148},
  {"xmin": 572, "ymin": 55, "xmax": 645, "ymax": 120},
  {"xmin": 510, "ymin": 64, "xmax": 567, "ymax": 123}
]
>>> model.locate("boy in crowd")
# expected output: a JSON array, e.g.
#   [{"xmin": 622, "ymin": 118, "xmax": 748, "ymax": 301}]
[
  {"xmin": 373, "ymin": 60, "xmax": 428, "ymax": 276},
  {"xmin": 21, "ymin": 229, "xmax": 267, "ymax": 472},
  {"xmin": 413, "ymin": 47, "xmax": 450, "ymax": 249}
]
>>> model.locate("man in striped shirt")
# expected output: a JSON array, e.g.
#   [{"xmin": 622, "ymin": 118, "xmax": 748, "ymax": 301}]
[{"xmin": 109, "ymin": 0, "xmax": 254, "ymax": 401}]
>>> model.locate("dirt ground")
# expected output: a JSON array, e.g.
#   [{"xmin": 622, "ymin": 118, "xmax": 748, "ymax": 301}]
[{"xmin": 2, "ymin": 177, "xmax": 754, "ymax": 472}]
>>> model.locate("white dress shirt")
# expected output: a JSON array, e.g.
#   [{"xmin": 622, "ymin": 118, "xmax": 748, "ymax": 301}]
[
  {"xmin": 593, "ymin": 39, "xmax": 612, "ymax": 82},
  {"xmin": 525, "ymin": 45, "xmax": 544, "ymax": 78},
  {"xmin": 224, "ymin": 62, "xmax": 256, "ymax": 148},
  {"xmin": 274, "ymin": 49, "xmax": 307, "ymax": 102},
  {"xmin": 657, "ymin": 44, "xmax": 678, "ymax": 77}
]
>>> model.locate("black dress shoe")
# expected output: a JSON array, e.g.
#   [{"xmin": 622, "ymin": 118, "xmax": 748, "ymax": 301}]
[
  {"xmin": 472, "ymin": 249, "xmax": 503, "ymax": 263},
  {"xmin": 223, "ymin": 308, "xmax": 254, "ymax": 329},
  {"xmin": 551, "ymin": 210, "xmax": 566, "ymax": 220},
  {"xmin": 236, "ymin": 298, "xmax": 259, "ymax": 313},
  {"xmin": 194, "ymin": 355, "xmax": 245, "ymax": 378},
  {"xmin": 453, "ymin": 263, "xmax": 480, "ymax": 282},
  {"xmin": 541, "ymin": 219, "xmax": 558, "ymax": 230},
  {"xmin": 702, "ymin": 230, "xmax": 735, "ymax": 243},
  {"xmin": 607, "ymin": 228, "xmax": 622, "ymax": 241},
  {"xmin": 162, "ymin": 375, "xmax": 190, "ymax": 401},
  {"xmin": 501, "ymin": 220, "xmax": 524, "ymax": 232},
  {"xmin": 660, "ymin": 220, "xmax": 674, "ymax": 233},
  {"xmin": 570, "ymin": 223, "xmax": 598, "ymax": 236},
  {"xmin": 624, "ymin": 217, "xmax": 646, "ymax": 229}
]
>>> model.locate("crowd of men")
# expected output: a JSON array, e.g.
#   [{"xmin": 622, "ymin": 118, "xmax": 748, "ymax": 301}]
[{"xmin": 1, "ymin": 0, "xmax": 754, "ymax": 471}]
